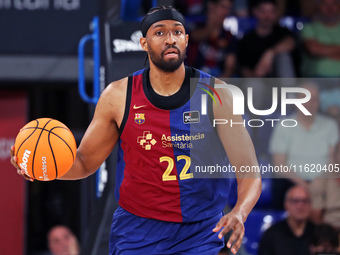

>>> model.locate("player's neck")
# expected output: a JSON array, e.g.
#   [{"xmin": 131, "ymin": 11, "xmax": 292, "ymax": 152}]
[{"xmin": 149, "ymin": 64, "xmax": 186, "ymax": 96}]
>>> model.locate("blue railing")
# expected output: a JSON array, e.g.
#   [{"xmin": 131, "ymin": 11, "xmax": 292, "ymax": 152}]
[
  {"xmin": 78, "ymin": 16, "xmax": 100, "ymax": 105},
  {"xmin": 78, "ymin": 16, "xmax": 103, "ymax": 198}
]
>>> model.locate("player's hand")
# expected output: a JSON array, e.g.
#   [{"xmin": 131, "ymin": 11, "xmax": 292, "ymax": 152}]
[
  {"xmin": 213, "ymin": 211, "xmax": 245, "ymax": 254},
  {"xmin": 10, "ymin": 145, "xmax": 34, "ymax": 182}
]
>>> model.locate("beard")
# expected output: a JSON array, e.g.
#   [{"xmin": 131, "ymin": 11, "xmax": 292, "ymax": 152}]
[{"xmin": 148, "ymin": 45, "xmax": 186, "ymax": 73}]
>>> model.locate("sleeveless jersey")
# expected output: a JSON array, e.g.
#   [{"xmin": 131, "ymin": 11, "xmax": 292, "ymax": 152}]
[{"xmin": 115, "ymin": 66, "xmax": 231, "ymax": 223}]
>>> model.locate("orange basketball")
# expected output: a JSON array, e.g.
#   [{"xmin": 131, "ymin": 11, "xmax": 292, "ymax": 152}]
[{"xmin": 14, "ymin": 118, "xmax": 77, "ymax": 181}]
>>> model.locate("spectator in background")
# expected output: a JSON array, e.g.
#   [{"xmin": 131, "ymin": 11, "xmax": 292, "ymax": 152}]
[
  {"xmin": 269, "ymin": 83, "xmax": 339, "ymax": 209},
  {"xmin": 309, "ymin": 141, "xmax": 340, "ymax": 231},
  {"xmin": 310, "ymin": 224, "xmax": 339, "ymax": 255},
  {"xmin": 258, "ymin": 185, "xmax": 314, "ymax": 255},
  {"xmin": 237, "ymin": 0, "xmax": 296, "ymax": 109},
  {"xmin": 301, "ymin": 0, "xmax": 340, "ymax": 78},
  {"xmin": 186, "ymin": 0, "xmax": 237, "ymax": 77},
  {"xmin": 173, "ymin": 0, "xmax": 249, "ymax": 17},
  {"xmin": 301, "ymin": 0, "xmax": 340, "ymax": 124},
  {"xmin": 48, "ymin": 225, "xmax": 80, "ymax": 255},
  {"xmin": 237, "ymin": 0, "xmax": 296, "ymax": 78}
]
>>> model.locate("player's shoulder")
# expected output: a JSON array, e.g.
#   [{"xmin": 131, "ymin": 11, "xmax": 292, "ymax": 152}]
[
  {"xmin": 105, "ymin": 76, "xmax": 129, "ymax": 97},
  {"xmin": 95, "ymin": 76, "xmax": 129, "ymax": 116},
  {"xmin": 104, "ymin": 68, "xmax": 147, "ymax": 96},
  {"xmin": 214, "ymin": 78, "xmax": 233, "ymax": 101}
]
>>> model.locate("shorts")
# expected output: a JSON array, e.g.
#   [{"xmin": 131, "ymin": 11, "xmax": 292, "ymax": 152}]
[{"xmin": 109, "ymin": 206, "xmax": 224, "ymax": 255}]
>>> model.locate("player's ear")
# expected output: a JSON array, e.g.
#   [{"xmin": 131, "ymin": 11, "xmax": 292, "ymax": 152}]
[
  {"xmin": 140, "ymin": 37, "xmax": 148, "ymax": 52},
  {"xmin": 185, "ymin": 34, "xmax": 189, "ymax": 47}
]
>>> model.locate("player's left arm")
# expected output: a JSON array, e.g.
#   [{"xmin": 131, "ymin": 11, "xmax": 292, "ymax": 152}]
[{"xmin": 212, "ymin": 79, "xmax": 262, "ymax": 254}]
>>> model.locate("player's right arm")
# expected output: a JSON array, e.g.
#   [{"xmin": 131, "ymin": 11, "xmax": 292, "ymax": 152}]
[
  {"xmin": 59, "ymin": 78, "xmax": 127, "ymax": 180},
  {"xmin": 10, "ymin": 77, "xmax": 128, "ymax": 181}
]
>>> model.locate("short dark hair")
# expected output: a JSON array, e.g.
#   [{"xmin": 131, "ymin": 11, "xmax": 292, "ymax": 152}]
[{"xmin": 145, "ymin": 5, "xmax": 180, "ymax": 17}]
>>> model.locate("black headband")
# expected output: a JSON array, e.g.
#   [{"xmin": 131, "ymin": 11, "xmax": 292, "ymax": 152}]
[{"xmin": 140, "ymin": 9, "xmax": 186, "ymax": 37}]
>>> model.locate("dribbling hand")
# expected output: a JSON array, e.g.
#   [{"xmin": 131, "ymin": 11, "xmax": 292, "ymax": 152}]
[
  {"xmin": 10, "ymin": 146, "xmax": 34, "ymax": 182},
  {"xmin": 212, "ymin": 211, "xmax": 245, "ymax": 254}
]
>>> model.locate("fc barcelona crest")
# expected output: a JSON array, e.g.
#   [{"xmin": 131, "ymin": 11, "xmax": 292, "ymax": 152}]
[{"xmin": 134, "ymin": 113, "xmax": 145, "ymax": 125}]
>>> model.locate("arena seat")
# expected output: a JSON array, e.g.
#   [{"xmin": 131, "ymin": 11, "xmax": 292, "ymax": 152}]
[{"xmin": 243, "ymin": 210, "xmax": 287, "ymax": 255}]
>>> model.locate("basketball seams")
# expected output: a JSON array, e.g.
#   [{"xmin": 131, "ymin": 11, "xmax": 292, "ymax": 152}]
[
  {"xmin": 47, "ymin": 131, "xmax": 58, "ymax": 179},
  {"xmin": 32, "ymin": 119, "xmax": 53, "ymax": 179},
  {"xmin": 15, "ymin": 119, "xmax": 39, "ymax": 158},
  {"xmin": 21, "ymin": 126, "xmax": 70, "ymax": 133},
  {"xmin": 49, "ymin": 127, "xmax": 75, "ymax": 160},
  {"xmin": 21, "ymin": 127, "xmax": 72, "ymax": 144}
]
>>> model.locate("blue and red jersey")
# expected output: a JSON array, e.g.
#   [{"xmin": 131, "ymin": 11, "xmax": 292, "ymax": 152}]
[{"xmin": 115, "ymin": 66, "xmax": 231, "ymax": 223}]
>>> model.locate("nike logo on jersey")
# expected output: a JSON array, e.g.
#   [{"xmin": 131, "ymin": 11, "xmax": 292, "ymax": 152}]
[{"xmin": 133, "ymin": 104, "xmax": 146, "ymax": 109}]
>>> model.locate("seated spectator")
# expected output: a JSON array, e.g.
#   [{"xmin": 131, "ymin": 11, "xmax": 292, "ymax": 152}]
[
  {"xmin": 310, "ymin": 224, "xmax": 339, "ymax": 255},
  {"xmin": 310, "ymin": 176, "xmax": 340, "ymax": 229},
  {"xmin": 301, "ymin": 0, "xmax": 340, "ymax": 77},
  {"xmin": 237, "ymin": 0, "xmax": 296, "ymax": 78},
  {"xmin": 269, "ymin": 83, "xmax": 339, "ymax": 209},
  {"xmin": 237, "ymin": 0, "xmax": 296, "ymax": 109},
  {"xmin": 258, "ymin": 185, "xmax": 314, "ymax": 255},
  {"xmin": 186, "ymin": 0, "xmax": 237, "ymax": 78},
  {"xmin": 309, "ymin": 142, "xmax": 340, "ymax": 230},
  {"xmin": 48, "ymin": 225, "xmax": 80, "ymax": 255}
]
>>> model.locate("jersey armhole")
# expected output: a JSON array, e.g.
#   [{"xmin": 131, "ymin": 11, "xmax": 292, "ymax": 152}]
[{"xmin": 119, "ymin": 75, "xmax": 133, "ymax": 135}]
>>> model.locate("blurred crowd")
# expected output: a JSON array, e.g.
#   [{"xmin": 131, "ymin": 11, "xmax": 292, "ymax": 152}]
[
  {"xmin": 177, "ymin": 0, "xmax": 340, "ymax": 79},
  {"xmin": 172, "ymin": 0, "xmax": 340, "ymax": 254}
]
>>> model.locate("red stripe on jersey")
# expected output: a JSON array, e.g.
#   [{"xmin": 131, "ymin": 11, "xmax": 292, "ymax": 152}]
[{"xmin": 118, "ymin": 73, "xmax": 183, "ymax": 222}]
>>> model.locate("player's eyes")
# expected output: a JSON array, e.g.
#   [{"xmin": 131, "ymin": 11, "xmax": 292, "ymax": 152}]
[
  {"xmin": 155, "ymin": 31, "xmax": 163, "ymax": 36},
  {"xmin": 174, "ymin": 30, "xmax": 183, "ymax": 35}
]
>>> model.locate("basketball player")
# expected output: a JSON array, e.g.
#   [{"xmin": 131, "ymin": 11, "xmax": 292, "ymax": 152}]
[{"xmin": 11, "ymin": 6, "xmax": 261, "ymax": 255}]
